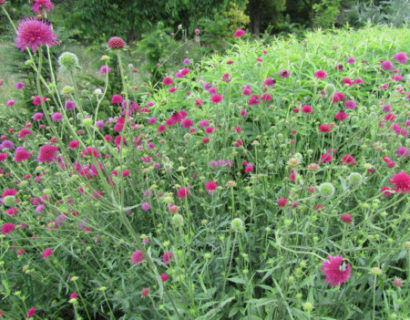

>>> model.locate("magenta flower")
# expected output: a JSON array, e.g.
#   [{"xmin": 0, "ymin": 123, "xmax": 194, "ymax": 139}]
[
  {"xmin": 1, "ymin": 222, "xmax": 15, "ymax": 234},
  {"xmin": 321, "ymin": 255, "xmax": 351, "ymax": 287},
  {"xmin": 393, "ymin": 52, "xmax": 407, "ymax": 64},
  {"xmin": 381, "ymin": 60, "xmax": 394, "ymax": 70},
  {"xmin": 162, "ymin": 251, "xmax": 174, "ymax": 265},
  {"xmin": 16, "ymin": 17, "xmax": 59, "ymax": 52},
  {"xmin": 131, "ymin": 250, "xmax": 145, "ymax": 265},
  {"xmin": 42, "ymin": 248, "xmax": 53, "ymax": 258},
  {"xmin": 314, "ymin": 69, "xmax": 327, "ymax": 79},
  {"xmin": 233, "ymin": 29, "xmax": 246, "ymax": 37},
  {"xmin": 32, "ymin": 0, "xmax": 55, "ymax": 13},
  {"xmin": 389, "ymin": 171, "xmax": 410, "ymax": 194},
  {"xmin": 37, "ymin": 145, "xmax": 58, "ymax": 162},
  {"xmin": 210, "ymin": 94, "xmax": 223, "ymax": 104}
]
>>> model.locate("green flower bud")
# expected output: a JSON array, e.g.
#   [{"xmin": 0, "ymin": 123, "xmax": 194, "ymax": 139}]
[
  {"xmin": 231, "ymin": 218, "xmax": 245, "ymax": 233},
  {"xmin": 319, "ymin": 182, "xmax": 335, "ymax": 197},
  {"xmin": 62, "ymin": 86, "xmax": 74, "ymax": 95},
  {"xmin": 172, "ymin": 214, "xmax": 184, "ymax": 227},
  {"xmin": 82, "ymin": 118, "xmax": 93, "ymax": 127},
  {"xmin": 3, "ymin": 195, "xmax": 16, "ymax": 207},
  {"xmin": 324, "ymin": 83, "xmax": 336, "ymax": 97},
  {"xmin": 348, "ymin": 172, "xmax": 362, "ymax": 185},
  {"xmin": 58, "ymin": 52, "xmax": 79, "ymax": 71}
]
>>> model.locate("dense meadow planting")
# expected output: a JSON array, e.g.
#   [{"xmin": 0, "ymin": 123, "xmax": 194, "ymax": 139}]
[{"xmin": 0, "ymin": 2, "xmax": 410, "ymax": 319}]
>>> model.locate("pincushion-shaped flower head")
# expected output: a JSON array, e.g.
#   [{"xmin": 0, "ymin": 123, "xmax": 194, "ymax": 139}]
[
  {"xmin": 32, "ymin": 0, "xmax": 55, "ymax": 13},
  {"xmin": 389, "ymin": 171, "xmax": 410, "ymax": 194},
  {"xmin": 321, "ymin": 255, "xmax": 351, "ymax": 286},
  {"xmin": 16, "ymin": 17, "xmax": 59, "ymax": 52}
]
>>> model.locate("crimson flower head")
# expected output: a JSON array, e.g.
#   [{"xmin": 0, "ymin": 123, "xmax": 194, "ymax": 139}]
[
  {"xmin": 211, "ymin": 94, "xmax": 223, "ymax": 104},
  {"xmin": 162, "ymin": 251, "xmax": 174, "ymax": 265},
  {"xmin": 177, "ymin": 187, "xmax": 189, "ymax": 199},
  {"xmin": 205, "ymin": 180, "xmax": 218, "ymax": 193},
  {"xmin": 314, "ymin": 69, "xmax": 327, "ymax": 79},
  {"xmin": 27, "ymin": 307, "xmax": 37, "ymax": 317},
  {"xmin": 131, "ymin": 250, "xmax": 145, "ymax": 265},
  {"xmin": 37, "ymin": 145, "xmax": 58, "ymax": 162},
  {"xmin": 321, "ymin": 255, "xmax": 351, "ymax": 287},
  {"xmin": 108, "ymin": 36, "xmax": 126, "ymax": 49},
  {"xmin": 16, "ymin": 17, "xmax": 59, "ymax": 52},
  {"xmin": 32, "ymin": 0, "xmax": 55, "ymax": 13},
  {"xmin": 341, "ymin": 154, "xmax": 357, "ymax": 165},
  {"xmin": 389, "ymin": 171, "xmax": 410, "ymax": 194},
  {"xmin": 233, "ymin": 29, "xmax": 246, "ymax": 37},
  {"xmin": 15, "ymin": 146, "xmax": 32, "ymax": 162}
]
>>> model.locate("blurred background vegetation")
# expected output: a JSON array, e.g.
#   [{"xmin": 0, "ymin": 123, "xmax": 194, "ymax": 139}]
[{"xmin": 0, "ymin": 0, "xmax": 409, "ymax": 84}]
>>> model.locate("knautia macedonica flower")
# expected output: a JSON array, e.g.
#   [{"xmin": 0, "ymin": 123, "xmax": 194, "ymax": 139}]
[
  {"xmin": 389, "ymin": 171, "xmax": 410, "ymax": 194},
  {"xmin": 32, "ymin": 0, "xmax": 55, "ymax": 13},
  {"xmin": 16, "ymin": 17, "xmax": 59, "ymax": 52},
  {"xmin": 321, "ymin": 255, "xmax": 351, "ymax": 286}
]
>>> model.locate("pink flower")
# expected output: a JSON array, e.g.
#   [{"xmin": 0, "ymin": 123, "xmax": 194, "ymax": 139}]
[
  {"xmin": 301, "ymin": 105, "xmax": 313, "ymax": 114},
  {"xmin": 205, "ymin": 180, "xmax": 218, "ymax": 192},
  {"xmin": 340, "ymin": 213, "xmax": 352, "ymax": 224},
  {"xmin": 37, "ymin": 145, "xmax": 58, "ymax": 162},
  {"xmin": 320, "ymin": 153, "xmax": 333, "ymax": 163},
  {"xmin": 389, "ymin": 171, "xmax": 410, "ymax": 194},
  {"xmin": 163, "ymin": 76, "xmax": 174, "ymax": 86},
  {"xmin": 26, "ymin": 307, "xmax": 37, "ymax": 317},
  {"xmin": 16, "ymin": 17, "xmax": 59, "ymax": 52},
  {"xmin": 69, "ymin": 292, "xmax": 78, "ymax": 300},
  {"xmin": 279, "ymin": 69, "xmax": 290, "ymax": 78},
  {"xmin": 141, "ymin": 202, "xmax": 151, "ymax": 211},
  {"xmin": 141, "ymin": 288, "xmax": 149, "ymax": 296},
  {"xmin": 261, "ymin": 93, "xmax": 272, "ymax": 101},
  {"xmin": 181, "ymin": 118, "xmax": 193, "ymax": 128},
  {"xmin": 6, "ymin": 99, "xmax": 16, "ymax": 107},
  {"xmin": 162, "ymin": 251, "xmax": 174, "ymax": 264},
  {"xmin": 111, "ymin": 94, "xmax": 123, "ymax": 104},
  {"xmin": 32, "ymin": 95, "xmax": 46, "ymax": 105},
  {"xmin": 99, "ymin": 65, "xmax": 111, "ymax": 74},
  {"xmin": 177, "ymin": 187, "xmax": 189, "ymax": 199},
  {"xmin": 194, "ymin": 29, "xmax": 200, "ymax": 34},
  {"xmin": 65, "ymin": 100, "xmax": 76, "ymax": 110},
  {"xmin": 321, "ymin": 255, "xmax": 351, "ymax": 287},
  {"xmin": 248, "ymin": 94, "xmax": 260, "ymax": 105},
  {"xmin": 394, "ymin": 51, "xmax": 408, "ymax": 64},
  {"xmin": 33, "ymin": 112, "xmax": 44, "ymax": 121},
  {"xmin": 381, "ymin": 60, "xmax": 394, "ymax": 70},
  {"xmin": 0, "ymin": 152, "xmax": 8, "ymax": 161},
  {"xmin": 68, "ymin": 140, "xmax": 79, "ymax": 149},
  {"xmin": 314, "ymin": 69, "xmax": 327, "ymax": 79},
  {"xmin": 131, "ymin": 250, "xmax": 145, "ymax": 265},
  {"xmin": 332, "ymin": 92, "xmax": 346, "ymax": 102},
  {"xmin": 32, "ymin": 0, "xmax": 54, "ymax": 13},
  {"xmin": 344, "ymin": 100, "xmax": 357, "ymax": 109},
  {"xmin": 380, "ymin": 186, "xmax": 393, "ymax": 196},
  {"xmin": 107, "ymin": 36, "xmax": 126, "ymax": 49},
  {"xmin": 396, "ymin": 146, "xmax": 409, "ymax": 157},
  {"xmin": 14, "ymin": 146, "xmax": 32, "ymax": 162},
  {"xmin": 264, "ymin": 77, "xmax": 276, "ymax": 86},
  {"xmin": 1, "ymin": 223, "xmax": 15, "ymax": 234},
  {"xmin": 334, "ymin": 111, "xmax": 349, "ymax": 120},
  {"xmin": 42, "ymin": 248, "xmax": 53, "ymax": 258},
  {"xmin": 51, "ymin": 112, "xmax": 62, "ymax": 122},
  {"xmin": 160, "ymin": 273, "xmax": 169, "ymax": 282},
  {"xmin": 341, "ymin": 154, "xmax": 357, "ymax": 165},
  {"xmin": 319, "ymin": 124, "xmax": 332, "ymax": 132},
  {"xmin": 233, "ymin": 29, "xmax": 246, "ymax": 37},
  {"xmin": 347, "ymin": 57, "xmax": 356, "ymax": 64},
  {"xmin": 210, "ymin": 94, "xmax": 222, "ymax": 103},
  {"xmin": 277, "ymin": 197, "xmax": 287, "ymax": 207}
]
